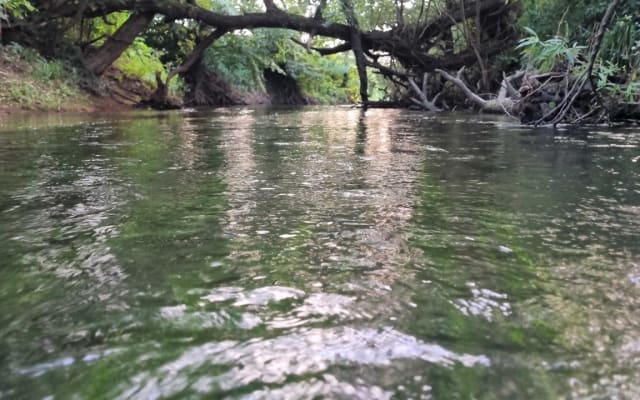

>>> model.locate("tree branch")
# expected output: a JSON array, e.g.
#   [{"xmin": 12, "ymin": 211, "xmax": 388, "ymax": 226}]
[
  {"xmin": 437, "ymin": 67, "xmax": 487, "ymax": 108},
  {"xmin": 41, "ymin": 0, "xmax": 511, "ymax": 74},
  {"xmin": 291, "ymin": 38, "xmax": 352, "ymax": 55},
  {"xmin": 263, "ymin": 0, "xmax": 279, "ymax": 13},
  {"xmin": 314, "ymin": 0, "xmax": 328, "ymax": 20},
  {"xmin": 167, "ymin": 28, "xmax": 227, "ymax": 82},
  {"xmin": 409, "ymin": 73, "xmax": 442, "ymax": 112},
  {"xmin": 86, "ymin": 11, "xmax": 154, "ymax": 76},
  {"xmin": 437, "ymin": 67, "xmax": 517, "ymax": 113}
]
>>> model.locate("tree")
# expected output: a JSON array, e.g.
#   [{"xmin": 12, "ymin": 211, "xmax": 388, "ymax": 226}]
[
  {"xmin": 86, "ymin": 11, "xmax": 155, "ymax": 76},
  {"xmin": 15, "ymin": 0, "xmax": 517, "ymax": 106}
]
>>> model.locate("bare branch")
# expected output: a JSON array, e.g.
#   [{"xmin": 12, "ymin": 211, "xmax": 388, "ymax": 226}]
[
  {"xmin": 437, "ymin": 67, "xmax": 517, "ymax": 114},
  {"xmin": 503, "ymin": 71, "xmax": 524, "ymax": 99},
  {"xmin": 408, "ymin": 74, "xmax": 442, "ymax": 112},
  {"xmin": 436, "ymin": 67, "xmax": 487, "ymax": 108},
  {"xmin": 291, "ymin": 38, "xmax": 352, "ymax": 55}
]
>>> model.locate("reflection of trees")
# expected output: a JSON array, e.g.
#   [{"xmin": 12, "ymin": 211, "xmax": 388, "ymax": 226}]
[
  {"xmin": 5, "ymin": 110, "xmax": 639, "ymax": 399},
  {"xmin": 0, "ymin": 122, "xmax": 131, "ymax": 363},
  {"xmin": 107, "ymin": 113, "xmax": 229, "ymax": 294},
  {"xmin": 407, "ymin": 116, "xmax": 640, "ymax": 398},
  {"xmin": 114, "ymin": 108, "xmax": 499, "ymax": 399},
  {"xmin": 1, "ymin": 113, "xmax": 234, "ymax": 367},
  {"xmin": 216, "ymin": 108, "xmax": 259, "ymax": 239},
  {"xmin": 0, "ymin": 113, "xmax": 234, "ymax": 398},
  {"xmin": 215, "ymin": 107, "xmax": 426, "ymax": 311}
]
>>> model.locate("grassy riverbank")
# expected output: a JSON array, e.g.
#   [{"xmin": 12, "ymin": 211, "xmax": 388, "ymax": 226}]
[
  {"xmin": 1, "ymin": 44, "xmax": 87, "ymax": 113},
  {"xmin": 0, "ymin": 44, "xmax": 148, "ymax": 116}
]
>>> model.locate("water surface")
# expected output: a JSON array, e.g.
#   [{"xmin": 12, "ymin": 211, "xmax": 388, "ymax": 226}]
[{"xmin": 1, "ymin": 107, "xmax": 639, "ymax": 399}]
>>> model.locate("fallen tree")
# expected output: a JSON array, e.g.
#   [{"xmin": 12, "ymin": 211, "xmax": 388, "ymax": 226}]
[
  {"xmin": 412, "ymin": 0, "xmax": 631, "ymax": 126},
  {"xmin": 11, "ymin": 0, "xmax": 631, "ymax": 125},
  {"xmin": 435, "ymin": 67, "xmax": 522, "ymax": 114}
]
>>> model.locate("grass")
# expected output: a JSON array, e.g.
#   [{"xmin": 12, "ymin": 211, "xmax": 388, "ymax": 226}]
[{"xmin": 0, "ymin": 43, "xmax": 89, "ymax": 111}]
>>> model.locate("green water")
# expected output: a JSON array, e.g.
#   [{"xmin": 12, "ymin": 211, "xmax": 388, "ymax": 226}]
[{"xmin": 1, "ymin": 107, "xmax": 639, "ymax": 399}]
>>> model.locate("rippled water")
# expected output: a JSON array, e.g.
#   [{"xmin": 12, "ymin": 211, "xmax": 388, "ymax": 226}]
[{"xmin": 1, "ymin": 107, "xmax": 639, "ymax": 399}]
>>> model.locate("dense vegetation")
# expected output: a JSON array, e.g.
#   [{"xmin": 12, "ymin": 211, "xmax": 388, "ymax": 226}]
[
  {"xmin": 0, "ymin": 42, "xmax": 88, "ymax": 110},
  {"xmin": 0, "ymin": 0, "xmax": 638, "ymax": 124}
]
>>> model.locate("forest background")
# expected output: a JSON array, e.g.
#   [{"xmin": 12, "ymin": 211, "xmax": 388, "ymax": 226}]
[{"xmin": 0, "ymin": 0, "xmax": 638, "ymax": 124}]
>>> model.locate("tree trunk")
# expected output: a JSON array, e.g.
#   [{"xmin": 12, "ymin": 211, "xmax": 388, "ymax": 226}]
[
  {"xmin": 341, "ymin": 0, "xmax": 368, "ymax": 106},
  {"xmin": 148, "ymin": 29, "xmax": 226, "ymax": 108},
  {"xmin": 86, "ymin": 12, "xmax": 154, "ymax": 76},
  {"xmin": 350, "ymin": 28, "xmax": 369, "ymax": 106},
  {"xmin": 183, "ymin": 61, "xmax": 242, "ymax": 107}
]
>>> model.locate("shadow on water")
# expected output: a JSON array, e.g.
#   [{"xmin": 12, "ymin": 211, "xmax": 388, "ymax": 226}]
[{"xmin": 1, "ymin": 107, "xmax": 640, "ymax": 399}]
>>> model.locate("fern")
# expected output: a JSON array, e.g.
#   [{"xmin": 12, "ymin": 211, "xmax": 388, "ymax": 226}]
[{"xmin": 517, "ymin": 27, "xmax": 586, "ymax": 72}]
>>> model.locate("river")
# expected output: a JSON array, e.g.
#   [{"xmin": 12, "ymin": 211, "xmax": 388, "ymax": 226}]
[{"xmin": 1, "ymin": 107, "xmax": 639, "ymax": 399}]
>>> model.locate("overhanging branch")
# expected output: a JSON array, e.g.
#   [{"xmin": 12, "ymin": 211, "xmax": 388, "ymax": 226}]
[{"xmin": 290, "ymin": 38, "xmax": 351, "ymax": 55}]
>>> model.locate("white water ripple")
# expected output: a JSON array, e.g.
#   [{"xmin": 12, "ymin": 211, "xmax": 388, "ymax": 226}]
[{"xmin": 119, "ymin": 326, "xmax": 489, "ymax": 399}]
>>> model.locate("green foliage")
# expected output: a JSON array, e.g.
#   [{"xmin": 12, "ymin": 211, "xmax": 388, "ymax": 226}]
[
  {"xmin": 520, "ymin": 0, "xmax": 608, "ymax": 43},
  {"xmin": 516, "ymin": 27, "xmax": 586, "ymax": 72},
  {"xmin": 205, "ymin": 29, "xmax": 362, "ymax": 103},
  {"xmin": 32, "ymin": 57, "xmax": 66, "ymax": 81},
  {"xmin": 0, "ymin": 42, "xmax": 85, "ymax": 109},
  {"xmin": 600, "ymin": 15, "xmax": 640, "ymax": 71},
  {"xmin": 204, "ymin": 32, "xmax": 266, "ymax": 90},
  {"xmin": 623, "ymin": 80, "xmax": 640, "ymax": 102},
  {"xmin": 89, "ymin": 13, "xmax": 171, "ymax": 90},
  {"xmin": 596, "ymin": 61, "xmax": 640, "ymax": 102},
  {"xmin": 0, "ymin": 0, "xmax": 35, "ymax": 20},
  {"xmin": 114, "ymin": 37, "xmax": 166, "ymax": 84},
  {"xmin": 289, "ymin": 52, "xmax": 360, "ymax": 103},
  {"xmin": 88, "ymin": 12, "xmax": 129, "ymax": 40},
  {"xmin": 141, "ymin": 18, "xmax": 200, "ymax": 66},
  {"xmin": 519, "ymin": 0, "xmax": 640, "ymax": 106},
  {"xmin": 520, "ymin": 0, "xmax": 640, "ymax": 47},
  {"xmin": 595, "ymin": 61, "xmax": 620, "ymax": 91},
  {"xmin": 517, "ymin": 23, "xmax": 640, "ymax": 104}
]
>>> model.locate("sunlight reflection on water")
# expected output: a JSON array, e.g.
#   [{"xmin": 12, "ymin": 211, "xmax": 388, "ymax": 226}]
[
  {"xmin": 1, "ymin": 108, "xmax": 640, "ymax": 399},
  {"xmin": 119, "ymin": 326, "xmax": 488, "ymax": 399}
]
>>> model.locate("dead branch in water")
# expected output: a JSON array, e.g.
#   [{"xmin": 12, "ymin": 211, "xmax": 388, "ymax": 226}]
[
  {"xmin": 436, "ymin": 67, "xmax": 519, "ymax": 114},
  {"xmin": 408, "ymin": 73, "xmax": 443, "ymax": 112}
]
